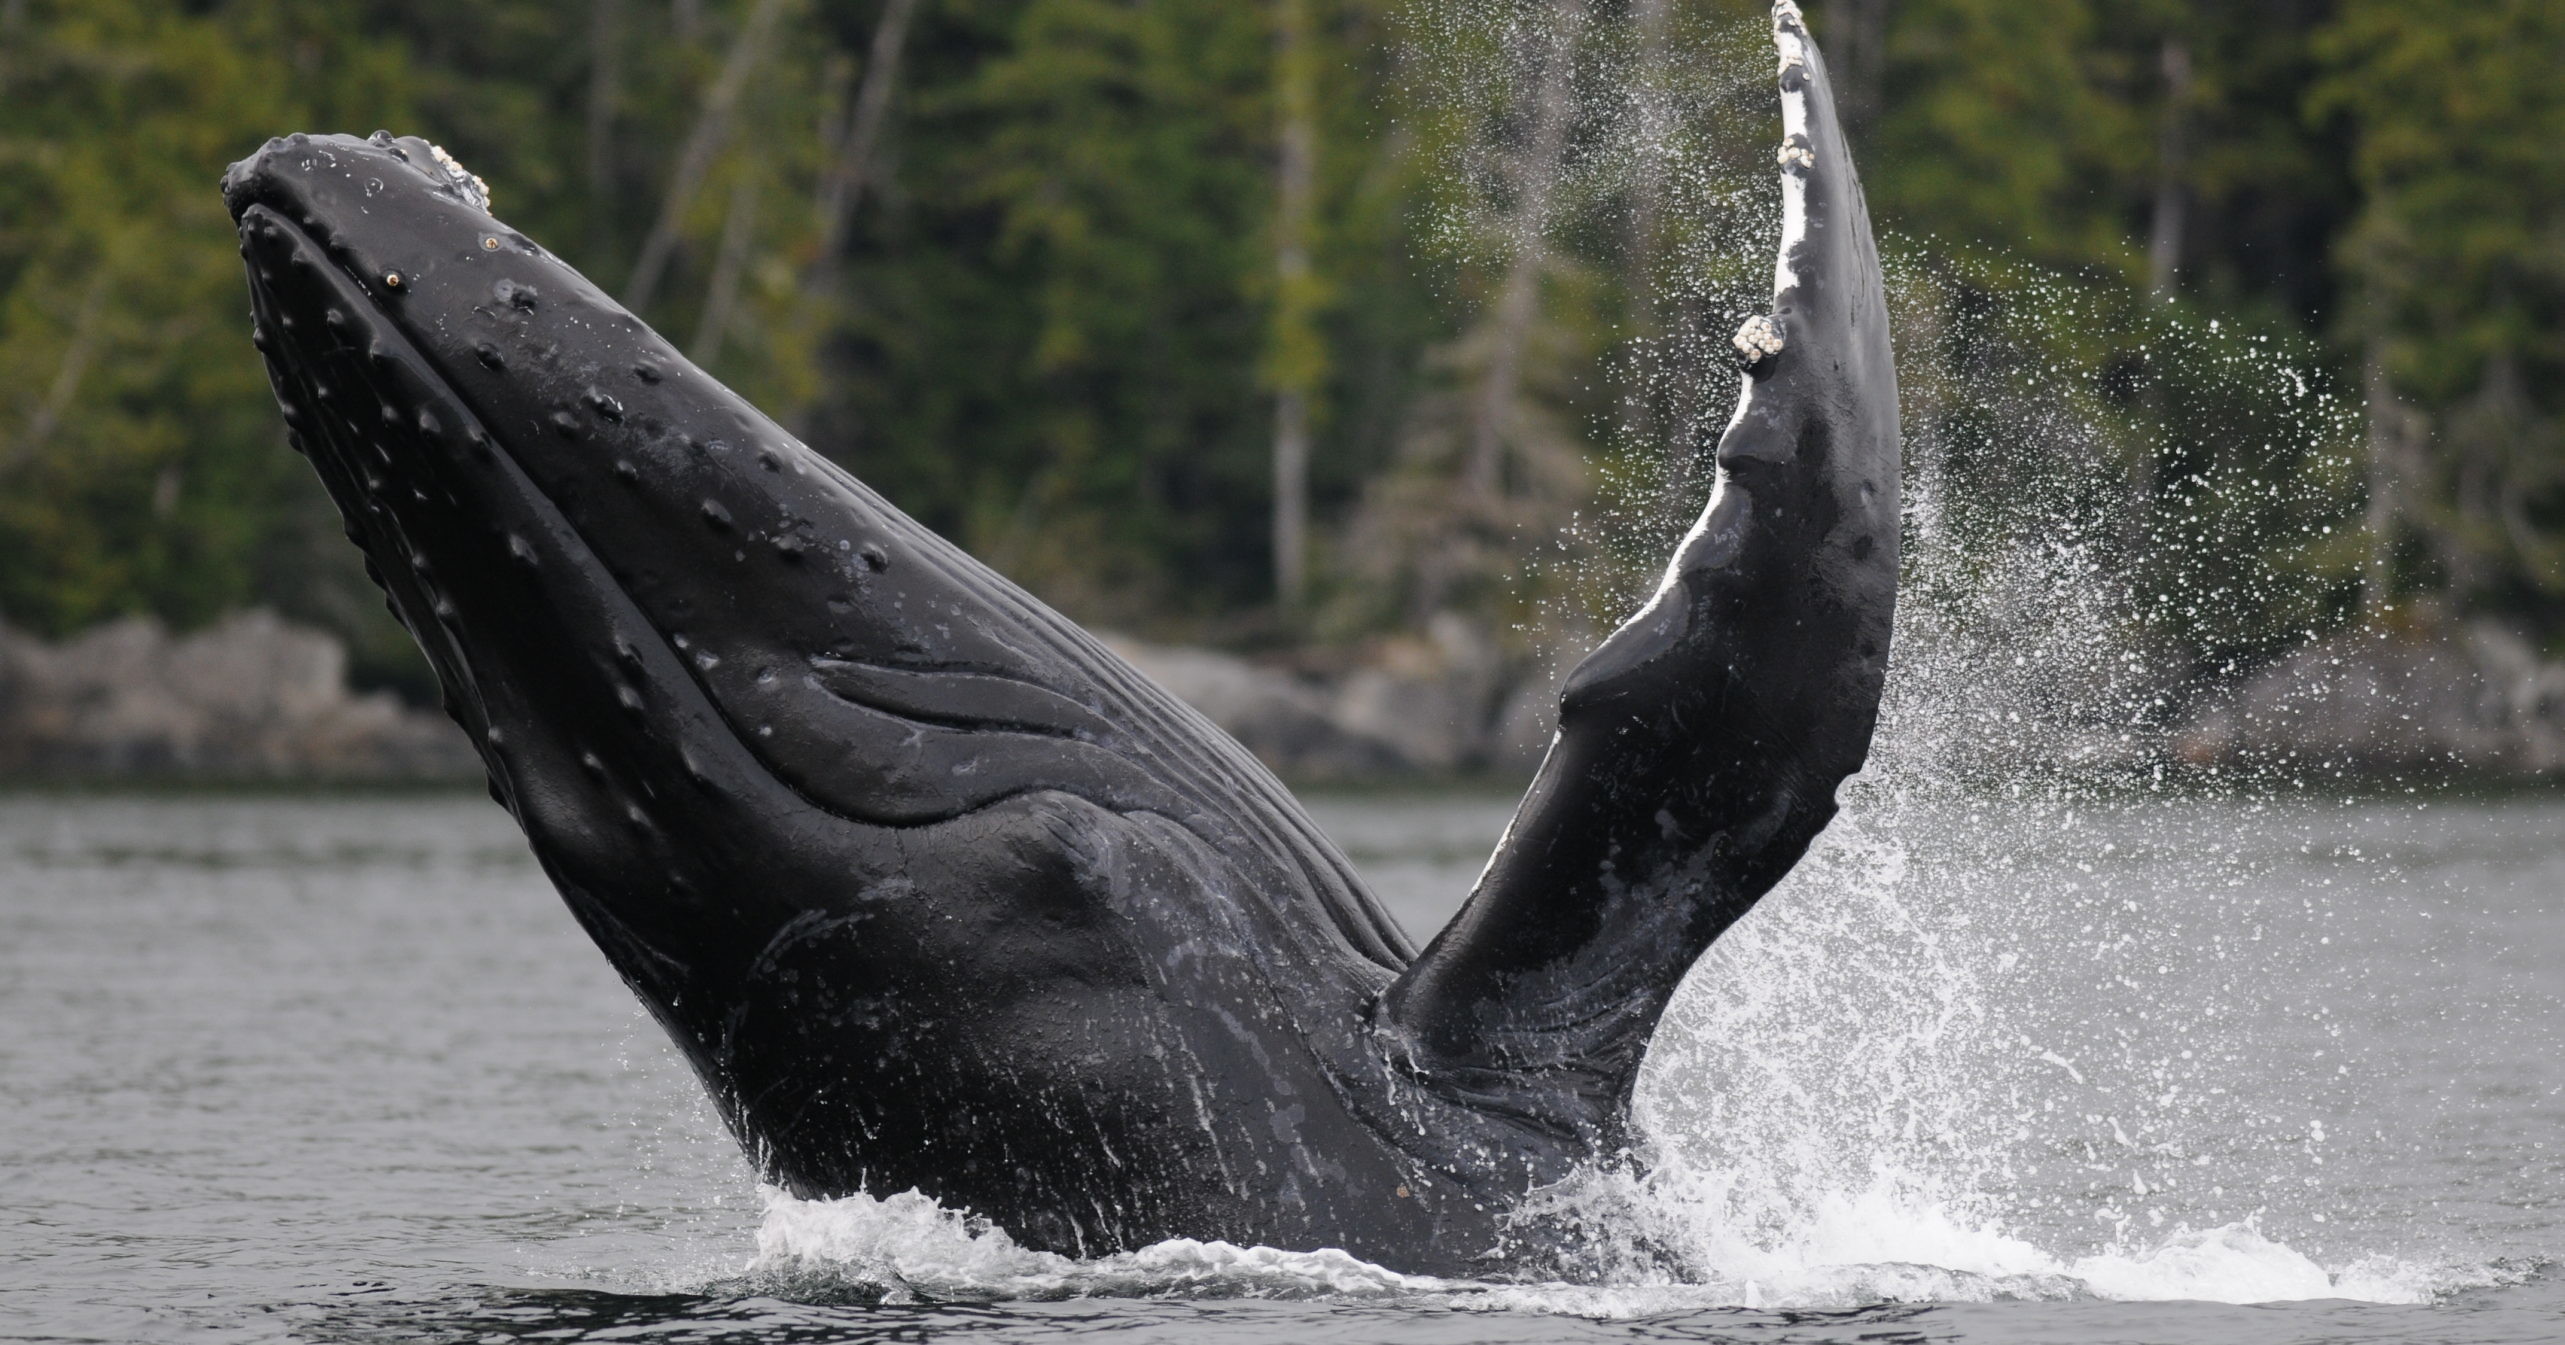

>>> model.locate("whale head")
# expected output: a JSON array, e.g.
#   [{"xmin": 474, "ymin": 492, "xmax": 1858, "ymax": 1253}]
[{"xmin": 228, "ymin": 131, "xmax": 913, "ymax": 893}]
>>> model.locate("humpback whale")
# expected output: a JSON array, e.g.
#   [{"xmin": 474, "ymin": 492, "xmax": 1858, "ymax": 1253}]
[{"xmin": 222, "ymin": 1, "xmax": 1895, "ymax": 1275}]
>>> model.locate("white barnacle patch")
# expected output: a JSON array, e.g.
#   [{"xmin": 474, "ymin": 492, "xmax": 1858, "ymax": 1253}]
[
  {"xmin": 429, "ymin": 143, "xmax": 493, "ymax": 214},
  {"xmin": 1772, "ymin": 0, "xmax": 1805, "ymax": 28},
  {"xmin": 1774, "ymin": 27, "xmax": 1807, "ymax": 75},
  {"xmin": 1777, "ymin": 140, "xmax": 1816, "ymax": 173},
  {"xmin": 1733, "ymin": 314, "xmax": 1785, "ymax": 369}
]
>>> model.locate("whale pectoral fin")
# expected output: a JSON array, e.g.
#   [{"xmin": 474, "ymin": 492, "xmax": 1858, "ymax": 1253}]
[{"xmin": 1376, "ymin": 1, "xmax": 1901, "ymax": 1144}]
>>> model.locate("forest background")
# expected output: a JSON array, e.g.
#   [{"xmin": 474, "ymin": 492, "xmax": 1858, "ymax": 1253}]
[{"xmin": 0, "ymin": 0, "xmax": 2557, "ymax": 718}]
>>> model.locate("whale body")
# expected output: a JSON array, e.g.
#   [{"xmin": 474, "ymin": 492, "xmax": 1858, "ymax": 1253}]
[{"xmin": 222, "ymin": 1, "xmax": 1895, "ymax": 1275}]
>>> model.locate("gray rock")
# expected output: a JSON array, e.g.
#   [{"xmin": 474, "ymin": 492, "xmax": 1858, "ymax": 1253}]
[
  {"xmin": 1100, "ymin": 634, "xmax": 1406, "ymax": 780},
  {"xmin": 0, "ymin": 610, "xmax": 475, "ymax": 780},
  {"xmin": 2175, "ymin": 619, "xmax": 2565, "ymax": 776},
  {"xmin": 0, "ymin": 606, "xmax": 1559, "ymax": 785},
  {"xmin": 1104, "ymin": 615, "xmax": 1550, "ymax": 781},
  {"xmin": 1329, "ymin": 614, "xmax": 1507, "ymax": 774}
]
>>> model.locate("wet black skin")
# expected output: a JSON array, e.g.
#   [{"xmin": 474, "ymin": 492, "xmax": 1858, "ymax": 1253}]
[{"xmin": 222, "ymin": 5, "xmax": 1894, "ymax": 1276}]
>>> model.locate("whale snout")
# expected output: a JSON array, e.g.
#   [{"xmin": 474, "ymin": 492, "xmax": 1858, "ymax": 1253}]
[{"xmin": 223, "ymin": 130, "xmax": 491, "ymax": 233}]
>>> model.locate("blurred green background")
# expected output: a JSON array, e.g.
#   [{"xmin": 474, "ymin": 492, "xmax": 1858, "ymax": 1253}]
[{"xmin": 0, "ymin": 0, "xmax": 2557, "ymax": 703}]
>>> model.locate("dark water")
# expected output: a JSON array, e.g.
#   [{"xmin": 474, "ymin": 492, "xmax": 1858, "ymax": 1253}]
[{"xmin": 4, "ymin": 790, "xmax": 2562, "ymax": 1343}]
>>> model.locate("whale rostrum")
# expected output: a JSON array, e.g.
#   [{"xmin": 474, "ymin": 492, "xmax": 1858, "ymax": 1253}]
[{"xmin": 222, "ymin": 2, "xmax": 1895, "ymax": 1275}]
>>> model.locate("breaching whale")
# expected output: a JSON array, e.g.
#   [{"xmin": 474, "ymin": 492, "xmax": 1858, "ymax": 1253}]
[{"xmin": 222, "ymin": 1, "xmax": 1895, "ymax": 1275}]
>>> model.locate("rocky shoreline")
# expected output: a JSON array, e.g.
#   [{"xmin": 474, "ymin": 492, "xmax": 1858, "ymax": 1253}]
[
  {"xmin": 2175, "ymin": 619, "xmax": 2565, "ymax": 777},
  {"xmin": 0, "ymin": 611, "xmax": 1567, "ymax": 785},
  {"xmin": 0, "ymin": 611, "xmax": 473, "ymax": 782},
  {"xmin": 7, "ymin": 609, "xmax": 2565, "ymax": 786}
]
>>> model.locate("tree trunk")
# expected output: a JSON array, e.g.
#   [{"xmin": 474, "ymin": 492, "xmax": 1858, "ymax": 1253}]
[
  {"xmin": 2362, "ymin": 350, "xmax": 2429, "ymax": 617},
  {"xmin": 691, "ymin": 168, "xmax": 761, "ymax": 365},
  {"xmin": 813, "ymin": 0, "xmax": 922, "ymax": 267},
  {"xmin": 588, "ymin": 0, "xmax": 624, "ymax": 258},
  {"xmin": 1273, "ymin": 391, "xmax": 1311, "ymax": 611},
  {"xmin": 8, "ymin": 269, "xmax": 111, "ymax": 472},
  {"xmin": 787, "ymin": 0, "xmax": 925, "ymax": 438},
  {"xmin": 1464, "ymin": 0, "xmax": 1584, "ymax": 503},
  {"xmin": 1270, "ymin": 0, "xmax": 1320, "ymax": 610},
  {"xmin": 1622, "ymin": 0, "xmax": 1672, "ymax": 472},
  {"xmin": 2146, "ymin": 36, "xmax": 2192, "ymax": 300},
  {"xmin": 624, "ymin": 0, "xmax": 791, "ymax": 314}
]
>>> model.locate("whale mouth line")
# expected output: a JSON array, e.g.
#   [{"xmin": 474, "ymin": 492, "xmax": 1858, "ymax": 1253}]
[{"xmin": 236, "ymin": 204, "xmax": 493, "ymax": 728}]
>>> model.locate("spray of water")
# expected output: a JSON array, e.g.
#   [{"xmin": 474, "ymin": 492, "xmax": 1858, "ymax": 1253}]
[{"xmin": 591, "ymin": 2, "xmax": 2527, "ymax": 1315}]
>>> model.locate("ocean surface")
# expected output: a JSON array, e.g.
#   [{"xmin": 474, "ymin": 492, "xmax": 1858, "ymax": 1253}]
[{"xmin": 4, "ymin": 787, "xmax": 2562, "ymax": 1344}]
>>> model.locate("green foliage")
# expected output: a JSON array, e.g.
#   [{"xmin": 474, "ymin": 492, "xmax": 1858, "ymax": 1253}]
[
  {"xmin": 2316, "ymin": 0, "xmax": 2565, "ymax": 608},
  {"xmin": 1, "ymin": 0, "xmax": 2561, "ymax": 688},
  {"xmin": 1867, "ymin": 0, "xmax": 2146, "ymax": 279}
]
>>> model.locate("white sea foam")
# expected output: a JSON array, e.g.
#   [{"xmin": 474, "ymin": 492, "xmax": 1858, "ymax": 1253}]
[{"xmin": 738, "ymin": 1182, "xmax": 2497, "ymax": 1313}]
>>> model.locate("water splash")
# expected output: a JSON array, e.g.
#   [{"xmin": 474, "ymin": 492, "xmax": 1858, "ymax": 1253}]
[{"xmin": 734, "ymin": 1184, "xmax": 2501, "ymax": 1313}]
